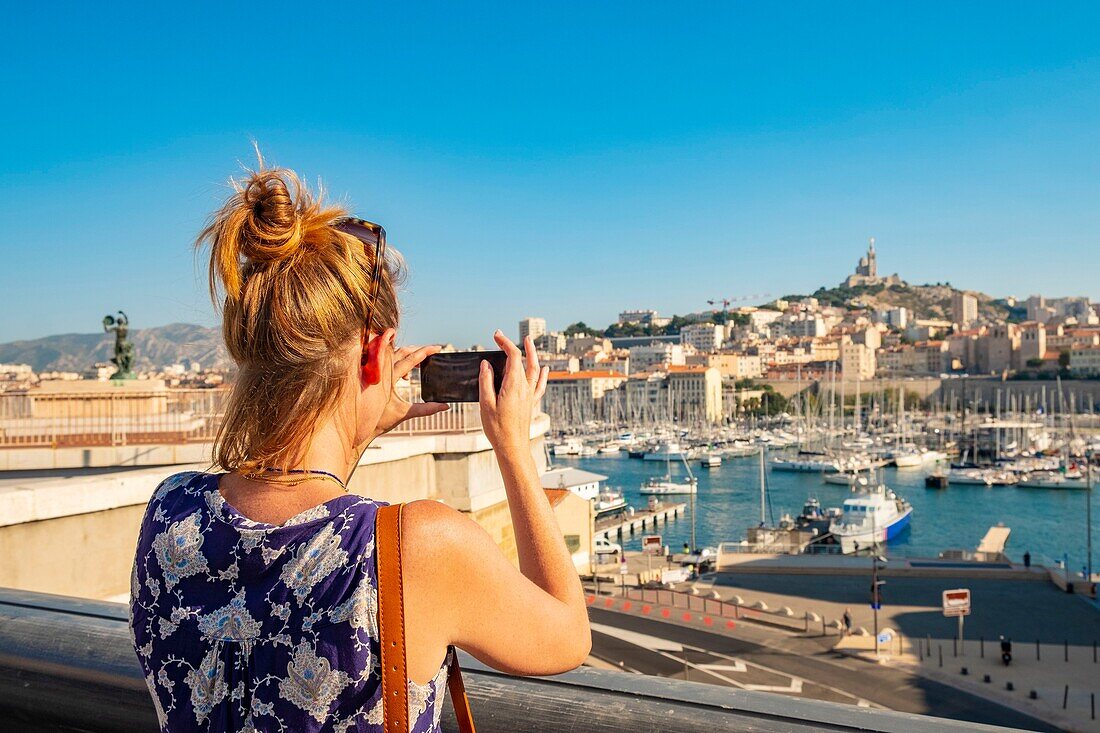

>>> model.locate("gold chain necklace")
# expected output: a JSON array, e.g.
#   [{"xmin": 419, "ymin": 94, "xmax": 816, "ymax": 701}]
[{"xmin": 241, "ymin": 467, "xmax": 348, "ymax": 492}]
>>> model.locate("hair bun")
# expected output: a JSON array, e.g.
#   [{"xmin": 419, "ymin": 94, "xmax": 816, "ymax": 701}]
[{"xmin": 239, "ymin": 170, "xmax": 305, "ymax": 262}]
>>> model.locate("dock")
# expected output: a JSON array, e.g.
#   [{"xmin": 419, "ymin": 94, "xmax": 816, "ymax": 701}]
[{"xmin": 596, "ymin": 501, "xmax": 687, "ymax": 541}]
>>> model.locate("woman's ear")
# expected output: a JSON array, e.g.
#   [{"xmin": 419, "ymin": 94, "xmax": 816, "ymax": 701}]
[{"xmin": 360, "ymin": 329, "xmax": 395, "ymax": 387}]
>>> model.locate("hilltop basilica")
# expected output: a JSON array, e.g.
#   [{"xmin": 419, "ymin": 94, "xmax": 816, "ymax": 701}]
[{"xmin": 841, "ymin": 237, "xmax": 904, "ymax": 288}]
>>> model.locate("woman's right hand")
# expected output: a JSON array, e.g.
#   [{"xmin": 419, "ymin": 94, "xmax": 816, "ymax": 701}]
[{"xmin": 478, "ymin": 330, "xmax": 548, "ymax": 459}]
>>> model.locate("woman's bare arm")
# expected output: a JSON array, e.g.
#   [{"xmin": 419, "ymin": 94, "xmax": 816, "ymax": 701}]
[{"xmin": 403, "ymin": 332, "xmax": 591, "ymax": 682}]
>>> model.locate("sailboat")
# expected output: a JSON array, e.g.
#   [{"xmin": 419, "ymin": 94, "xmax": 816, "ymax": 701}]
[{"xmin": 640, "ymin": 440, "xmax": 698, "ymax": 495}]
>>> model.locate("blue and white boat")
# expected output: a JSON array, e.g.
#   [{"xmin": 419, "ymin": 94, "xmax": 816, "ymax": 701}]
[{"xmin": 828, "ymin": 484, "xmax": 912, "ymax": 554}]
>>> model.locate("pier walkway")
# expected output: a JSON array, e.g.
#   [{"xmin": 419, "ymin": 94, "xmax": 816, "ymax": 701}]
[{"xmin": 595, "ymin": 501, "xmax": 686, "ymax": 542}]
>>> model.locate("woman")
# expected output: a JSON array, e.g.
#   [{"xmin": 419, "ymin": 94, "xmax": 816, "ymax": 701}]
[{"xmin": 128, "ymin": 163, "xmax": 591, "ymax": 732}]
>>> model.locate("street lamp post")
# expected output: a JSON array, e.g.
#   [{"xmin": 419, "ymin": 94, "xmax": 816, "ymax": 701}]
[
  {"xmin": 1087, "ymin": 450, "xmax": 1093, "ymax": 584},
  {"xmin": 872, "ymin": 555, "xmax": 887, "ymax": 656}
]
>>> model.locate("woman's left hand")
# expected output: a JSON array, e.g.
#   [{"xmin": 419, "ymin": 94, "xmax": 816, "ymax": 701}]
[{"xmin": 369, "ymin": 344, "xmax": 449, "ymax": 441}]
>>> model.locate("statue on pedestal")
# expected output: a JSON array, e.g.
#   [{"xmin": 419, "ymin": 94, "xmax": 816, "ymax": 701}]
[{"xmin": 103, "ymin": 311, "xmax": 135, "ymax": 380}]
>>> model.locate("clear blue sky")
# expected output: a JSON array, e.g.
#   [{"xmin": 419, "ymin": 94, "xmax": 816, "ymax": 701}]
[{"xmin": 2, "ymin": 2, "xmax": 1099, "ymax": 348}]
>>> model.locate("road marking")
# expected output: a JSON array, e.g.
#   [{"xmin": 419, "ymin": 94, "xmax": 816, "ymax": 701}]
[
  {"xmin": 696, "ymin": 661, "xmax": 747, "ymax": 673},
  {"xmin": 744, "ymin": 679, "xmax": 804, "ymax": 693},
  {"xmin": 590, "ymin": 622, "xmax": 684, "ymax": 652},
  {"xmin": 592, "ymin": 614, "xmax": 870, "ymax": 705}
]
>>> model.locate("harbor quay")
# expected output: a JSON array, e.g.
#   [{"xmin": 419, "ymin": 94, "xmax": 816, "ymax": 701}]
[{"xmin": 587, "ymin": 550, "xmax": 1100, "ymax": 731}]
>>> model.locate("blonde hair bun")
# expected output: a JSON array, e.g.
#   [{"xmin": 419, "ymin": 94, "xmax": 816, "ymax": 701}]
[{"xmin": 240, "ymin": 170, "xmax": 304, "ymax": 262}]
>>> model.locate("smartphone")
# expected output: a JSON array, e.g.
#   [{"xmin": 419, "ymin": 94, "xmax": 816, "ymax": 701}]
[{"xmin": 419, "ymin": 351, "xmax": 508, "ymax": 403}]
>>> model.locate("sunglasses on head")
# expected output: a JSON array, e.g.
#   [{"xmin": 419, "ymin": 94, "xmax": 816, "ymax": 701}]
[{"xmin": 332, "ymin": 217, "xmax": 387, "ymax": 337}]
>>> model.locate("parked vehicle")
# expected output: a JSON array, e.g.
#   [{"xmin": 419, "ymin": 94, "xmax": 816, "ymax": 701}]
[{"xmin": 594, "ymin": 536, "xmax": 622, "ymax": 557}]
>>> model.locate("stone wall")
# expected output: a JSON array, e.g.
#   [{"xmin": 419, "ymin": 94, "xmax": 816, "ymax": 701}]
[{"xmin": 0, "ymin": 418, "xmax": 551, "ymax": 600}]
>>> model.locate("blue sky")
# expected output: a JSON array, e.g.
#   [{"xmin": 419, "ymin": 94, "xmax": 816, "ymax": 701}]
[{"xmin": 2, "ymin": 2, "xmax": 1099, "ymax": 348}]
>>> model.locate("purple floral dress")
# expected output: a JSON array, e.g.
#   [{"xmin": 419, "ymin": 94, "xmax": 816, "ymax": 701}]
[{"xmin": 128, "ymin": 470, "xmax": 451, "ymax": 732}]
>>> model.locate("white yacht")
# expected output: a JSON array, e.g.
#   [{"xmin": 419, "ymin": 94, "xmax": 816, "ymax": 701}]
[
  {"xmin": 891, "ymin": 449, "xmax": 923, "ymax": 468},
  {"xmin": 593, "ymin": 489, "xmax": 629, "ymax": 516},
  {"xmin": 643, "ymin": 441, "xmax": 686, "ymax": 461},
  {"xmin": 948, "ymin": 468, "xmax": 994, "ymax": 486},
  {"xmin": 639, "ymin": 475, "xmax": 698, "ymax": 495},
  {"xmin": 551, "ymin": 438, "xmax": 583, "ymax": 456},
  {"xmin": 829, "ymin": 484, "xmax": 913, "ymax": 554},
  {"xmin": 1017, "ymin": 471, "xmax": 1083, "ymax": 489},
  {"xmin": 770, "ymin": 456, "xmax": 841, "ymax": 473}
]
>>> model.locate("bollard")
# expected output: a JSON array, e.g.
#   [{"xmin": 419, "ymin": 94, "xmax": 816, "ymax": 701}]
[
  {"xmin": 821, "ymin": 618, "xmax": 826, "ymax": 637},
  {"xmin": 1036, "ymin": 639, "xmax": 1041, "ymax": 661},
  {"xmin": 927, "ymin": 634, "xmax": 932, "ymax": 657},
  {"xmin": 1063, "ymin": 685, "xmax": 1069, "ymax": 710},
  {"xmin": 983, "ymin": 674, "xmax": 991, "ymax": 683},
  {"xmin": 980, "ymin": 636, "xmax": 984, "ymax": 658},
  {"xmin": 961, "ymin": 667, "xmax": 968, "ymax": 676},
  {"xmin": 1029, "ymin": 690, "xmax": 1038, "ymax": 700},
  {"xmin": 1006, "ymin": 682, "xmax": 1014, "ymax": 691},
  {"xmin": 938, "ymin": 645, "xmax": 943, "ymax": 668}
]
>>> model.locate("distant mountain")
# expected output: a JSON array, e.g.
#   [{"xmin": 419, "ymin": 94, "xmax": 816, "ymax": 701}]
[{"xmin": 0, "ymin": 323, "xmax": 230, "ymax": 373}]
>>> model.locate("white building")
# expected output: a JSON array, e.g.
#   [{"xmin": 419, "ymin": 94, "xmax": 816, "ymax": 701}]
[
  {"xmin": 777, "ymin": 313, "xmax": 827, "ymax": 338},
  {"xmin": 1070, "ymin": 345, "xmax": 1100, "ymax": 377},
  {"xmin": 519, "ymin": 317, "xmax": 547, "ymax": 343},
  {"xmin": 628, "ymin": 342, "xmax": 685, "ymax": 370},
  {"xmin": 666, "ymin": 366, "xmax": 723, "ymax": 423},
  {"xmin": 951, "ymin": 291, "xmax": 978, "ymax": 328},
  {"xmin": 840, "ymin": 341, "xmax": 877, "ymax": 381},
  {"xmin": 618, "ymin": 309, "xmax": 669, "ymax": 327},
  {"xmin": 680, "ymin": 323, "xmax": 724, "ymax": 352},
  {"xmin": 747, "ymin": 309, "xmax": 783, "ymax": 335},
  {"xmin": 873, "ymin": 307, "xmax": 908, "ymax": 329},
  {"xmin": 539, "ymin": 466, "xmax": 608, "ymax": 501}
]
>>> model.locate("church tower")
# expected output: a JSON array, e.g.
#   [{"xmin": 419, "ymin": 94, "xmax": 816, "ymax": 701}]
[{"xmin": 866, "ymin": 237, "xmax": 877, "ymax": 278}]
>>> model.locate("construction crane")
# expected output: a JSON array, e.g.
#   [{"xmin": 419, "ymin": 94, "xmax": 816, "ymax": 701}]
[{"xmin": 706, "ymin": 294, "xmax": 772, "ymax": 312}]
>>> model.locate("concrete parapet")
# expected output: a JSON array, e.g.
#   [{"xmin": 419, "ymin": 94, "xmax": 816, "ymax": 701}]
[{"xmin": 0, "ymin": 414, "xmax": 551, "ymax": 601}]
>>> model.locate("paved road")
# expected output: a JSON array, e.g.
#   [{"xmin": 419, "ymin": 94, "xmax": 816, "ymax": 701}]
[
  {"xmin": 712, "ymin": 572, "xmax": 1100, "ymax": 645},
  {"xmin": 588, "ymin": 606, "xmax": 1061, "ymax": 732}
]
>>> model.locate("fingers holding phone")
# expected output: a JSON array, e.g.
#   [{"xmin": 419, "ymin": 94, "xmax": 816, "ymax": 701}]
[{"xmin": 479, "ymin": 330, "xmax": 547, "ymax": 457}]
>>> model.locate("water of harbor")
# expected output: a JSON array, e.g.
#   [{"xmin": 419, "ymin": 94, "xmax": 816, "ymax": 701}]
[{"xmin": 556, "ymin": 453, "xmax": 1098, "ymax": 570}]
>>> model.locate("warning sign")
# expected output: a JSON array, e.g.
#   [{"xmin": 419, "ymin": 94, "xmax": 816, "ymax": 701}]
[
  {"xmin": 642, "ymin": 535, "xmax": 663, "ymax": 555},
  {"xmin": 942, "ymin": 588, "xmax": 971, "ymax": 617}
]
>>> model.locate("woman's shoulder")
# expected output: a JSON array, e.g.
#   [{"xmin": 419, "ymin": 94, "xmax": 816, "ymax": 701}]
[{"xmin": 143, "ymin": 470, "xmax": 210, "ymax": 516}]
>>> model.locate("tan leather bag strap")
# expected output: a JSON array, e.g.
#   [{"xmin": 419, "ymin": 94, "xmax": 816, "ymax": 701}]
[{"xmin": 377, "ymin": 502, "xmax": 476, "ymax": 733}]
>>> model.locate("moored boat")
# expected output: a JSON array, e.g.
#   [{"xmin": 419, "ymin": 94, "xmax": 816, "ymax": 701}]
[
  {"xmin": 700, "ymin": 453, "xmax": 722, "ymax": 468},
  {"xmin": 639, "ymin": 475, "xmax": 698, "ymax": 495},
  {"xmin": 828, "ymin": 485, "xmax": 913, "ymax": 554}
]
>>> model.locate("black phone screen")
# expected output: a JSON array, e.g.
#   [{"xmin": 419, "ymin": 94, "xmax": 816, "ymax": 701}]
[{"xmin": 419, "ymin": 351, "xmax": 507, "ymax": 403}]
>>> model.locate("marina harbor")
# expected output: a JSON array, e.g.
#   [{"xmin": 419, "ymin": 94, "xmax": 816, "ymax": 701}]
[{"xmin": 6, "ymin": 16, "xmax": 1100, "ymax": 729}]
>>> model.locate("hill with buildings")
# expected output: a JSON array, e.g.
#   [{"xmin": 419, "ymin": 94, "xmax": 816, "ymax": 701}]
[
  {"xmin": 794, "ymin": 282, "xmax": 1013, "ymax": 323},
  {"xmin": 0, "ymin": 323, "xmax": 229, "ymax": 373}
]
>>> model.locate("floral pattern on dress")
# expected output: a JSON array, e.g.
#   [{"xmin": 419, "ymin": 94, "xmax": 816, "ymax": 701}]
[
  {"xmin": 198, "ymin": 589, "xmax": 261, "ymax": 643},
  {"xmin": 151, "ymin": 510, "xmax": 209, "ymax": 588},
  {"xmin": 279, "ymin": 522, "xmax": 349, "ymax": 603},
  {"xmin": 128, "ymin": 470, "xmax": 451, "ymax": 732},
  {"xmin": 186, "ymin": 646, "xmax": 229, "ymax": 724},
  {"xmin": 279, "ymin": 641, "xmax": 353, "ymax": 722}
]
